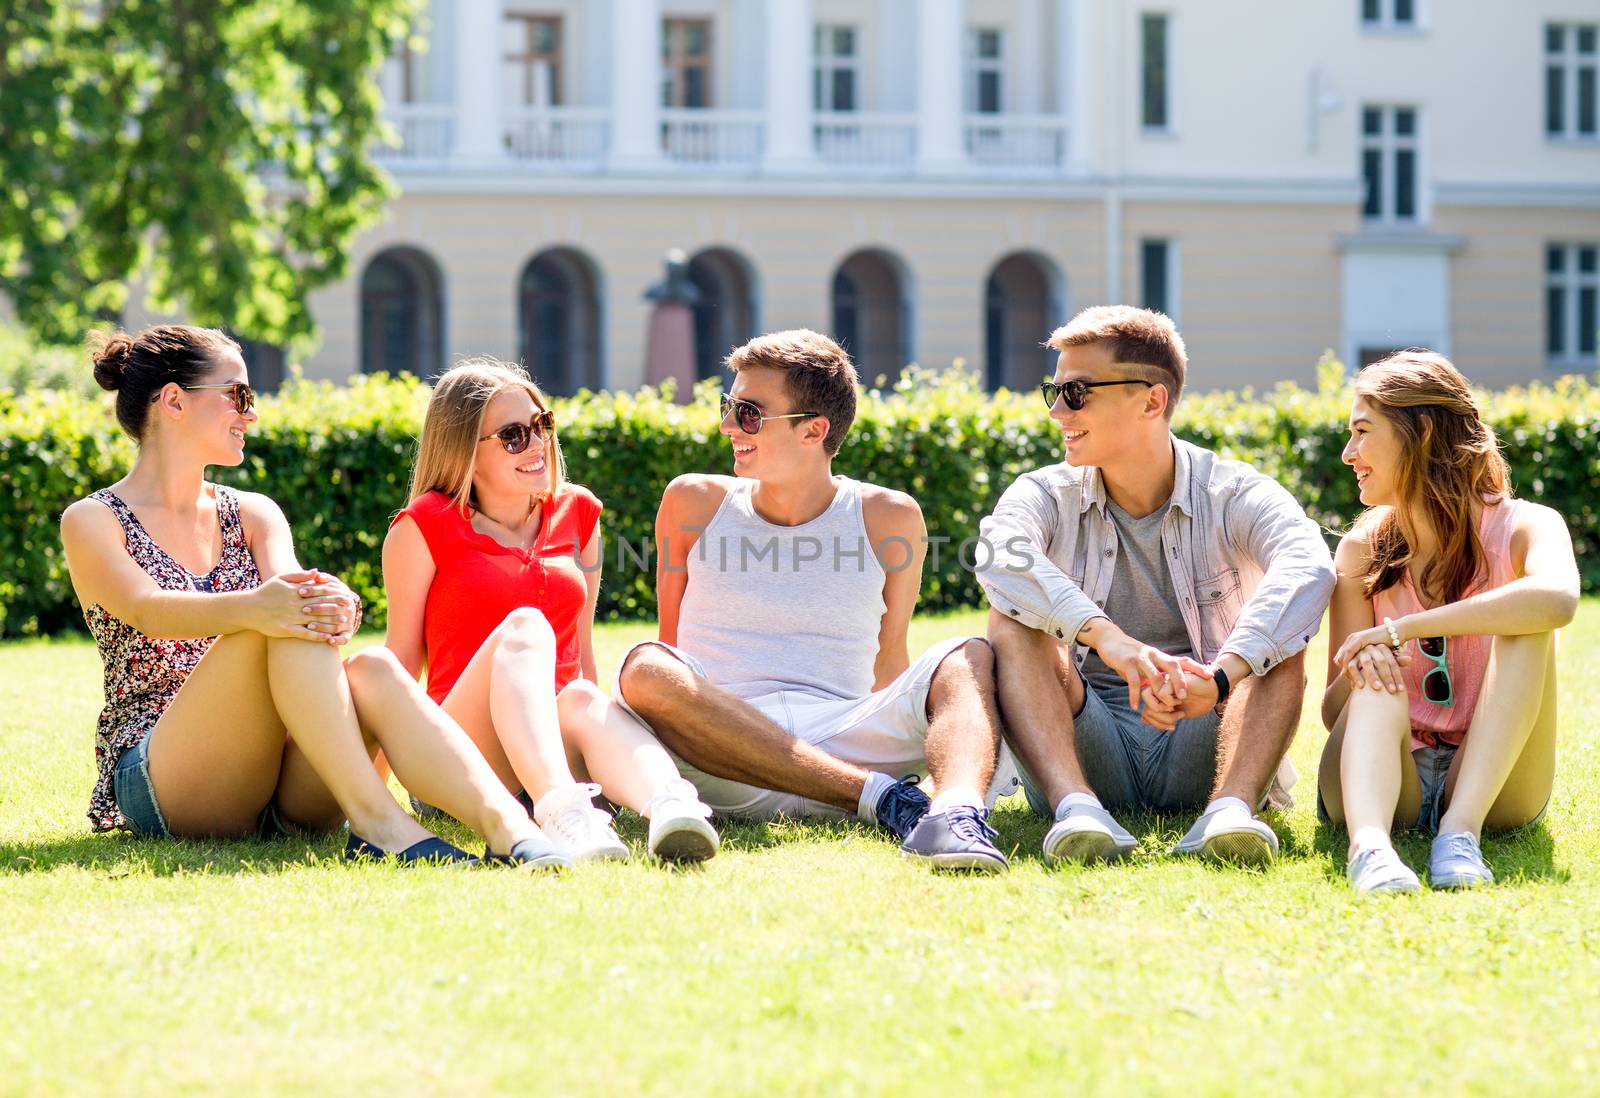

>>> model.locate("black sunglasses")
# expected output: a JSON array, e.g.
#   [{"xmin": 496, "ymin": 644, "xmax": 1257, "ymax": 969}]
[
  {"xmin": 479, "ymin": 410, "xmax": 556, "ymax": 455},
  {"xmin": 720, "ymin": 393, "xmax": 818, "ymax": 435},
  {"xmin": 1039, "ymin": 378, "xmax": 1154, "ymax": 412},
  {"xmin": 161, "ymin": 381, "xmax": 255, "ymax": 415}
]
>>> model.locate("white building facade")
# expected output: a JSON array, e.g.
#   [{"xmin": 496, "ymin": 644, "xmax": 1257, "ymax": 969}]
[{"xmin": 183, "ymin": 0, "xmax": 1600, "ymax": 392}]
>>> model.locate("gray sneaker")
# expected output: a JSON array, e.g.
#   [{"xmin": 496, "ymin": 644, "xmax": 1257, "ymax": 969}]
[
  {"xmin": 1430, "ymin": 831, "xmax": 1494, "ymax": 889},
  {"xmin": 1174, "ymin": 803, "xmax": 1279, "ymax": 865},
  {"xmin": 1346, "ymin": 845, "xmax": 1422, "ymax": 896},
  {"xmin": 1042, "ymin": 802, "xmax": 1138, "ymax": 865}
]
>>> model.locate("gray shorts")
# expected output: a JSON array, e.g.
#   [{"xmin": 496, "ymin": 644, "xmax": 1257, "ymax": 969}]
[{"xmin": 1016, "ymin": 679, "xmax": 1223, "ymax": 816}]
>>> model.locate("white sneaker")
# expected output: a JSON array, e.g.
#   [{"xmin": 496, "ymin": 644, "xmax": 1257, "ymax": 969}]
[
  {"xmin": 1346, "ymin": 845, "xmax": 1422, "ymax": 896},
  {"xmin": 1174, "ymin": 802, "xmax": 1280, "ymax": 865},
  {"xmin": 534, "ymin": 783, "xmax": 630, "ymax": 863},
  {"xmin": 643, "ymin": 779, "xmax": 720, "ymax": 863},
  {"xmin": 1042, "ymin": 802, "xmax": 1138, "ymax": 865}
]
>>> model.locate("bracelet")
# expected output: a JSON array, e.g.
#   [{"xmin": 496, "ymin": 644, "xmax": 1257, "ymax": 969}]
[
  {"xmin": 1382, "ymin": 617, "xmax": 1402, "ymax": 651},
  {"xmin": 1211, "ymin": 665, "xmax": 1230, "ymax": 706}
]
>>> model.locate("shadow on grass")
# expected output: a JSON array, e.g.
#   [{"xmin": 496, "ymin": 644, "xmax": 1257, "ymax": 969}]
[
  {"xmin": 0, "ymin": 832, "xmax": 346, "ymax": 877},
  {"xmin": 1302, "ymin": 816, "xmax": 1566, "ymax": 886}
]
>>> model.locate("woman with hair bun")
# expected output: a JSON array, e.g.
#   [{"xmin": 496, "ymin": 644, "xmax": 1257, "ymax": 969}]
[
  {"xmin": 61, "ymin": 324, "xmax": 566, "ymax": 868},
  {"xmin": 382, "ymin": 358, "xmax": 718, "ymax": 863},
  {"xmin": 1317, "ymin": 350, "xmax": 1578, "ymax": 895}
]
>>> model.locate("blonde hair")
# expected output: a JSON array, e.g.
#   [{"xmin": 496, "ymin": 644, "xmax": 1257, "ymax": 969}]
[
  {"xmin": 407, "ymin": 358, "xmax": 566, "ymax": 511},
  {"xmin": 1046, "ymin": 305, "xmax": 1188, "ymax": 419}
]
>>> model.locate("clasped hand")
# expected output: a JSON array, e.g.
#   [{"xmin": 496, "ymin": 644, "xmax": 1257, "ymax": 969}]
[
  {"xmin": 1096, "ymin": 633, "xmax": 1218, "ymax": 732},
  {"xmin": 255, "ymin": 569, "xmax": 362, "ymax": 645}
]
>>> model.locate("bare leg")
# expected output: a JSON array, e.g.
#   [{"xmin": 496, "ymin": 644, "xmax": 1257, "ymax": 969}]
[
  {"xmin": 148, "ymin": 633, "xmax": 430, "ymax": 851},
  {"xmin": 343, "ymin": 648, "xmax": 540, "ymax": 856},
  {"xmin": 1439, "ymin": 631, "xmax": 1559, "ymax": 838},
  {"xmin": 922, "ymin": 639, "xmax": 1001, "ymax": 798},
  {"xmin": 1333, "ymin": 681, "xmax": 1422, "ymax": 852},
  {"xmin": 1211, "ymin": 651, "xmax": 1306, "ymax": 806},
  {"xmin": 1316, "ymin": 700, "xmax": 1423, "ymax": 833},
  {"xmin": 556, "ymin": 680, "xmax": 694, "ymax": 813},
  {"xmin": 617, "ymin": 644, "xmax": 868, "ymax": 813},
  {"xmin": 439, "ymin": 608, "xmax": 577, "ymax": 801},
  {"xmin": 988, "ymin": 610, "xmax": 1091, "ymax": 808}
]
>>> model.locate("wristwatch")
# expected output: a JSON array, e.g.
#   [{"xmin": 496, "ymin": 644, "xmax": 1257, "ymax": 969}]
[{"xmin": 1210, "ymin": 664, "xmax": 1231, "ymax": 706}]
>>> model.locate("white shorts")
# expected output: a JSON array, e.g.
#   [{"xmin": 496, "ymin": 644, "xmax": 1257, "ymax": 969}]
[{"xmin": 617, "ymin": 635, "xmax": 1020, "ymax": 820}]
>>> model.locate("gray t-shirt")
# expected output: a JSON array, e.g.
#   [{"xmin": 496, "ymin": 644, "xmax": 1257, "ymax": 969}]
[{"xmin": 1080, "ymin": 496, "xmax": 1193, "ymax": 694}]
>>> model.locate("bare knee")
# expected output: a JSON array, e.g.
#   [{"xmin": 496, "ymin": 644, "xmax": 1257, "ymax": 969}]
[
  {"xmin": 344, "ymin": 645, "xmax": 409, "ymax": 699},
  {"xmin": 556, "ymin": 679, "xmax": 607, "ymax": 725},
  {"xmin": 934, "ymin": 637, "xmax": 996, "ymax": 695},
  {"xmin": 494, "ymin": 607, "xmax": 556, "ymax": 657},
  {"xmin": 617, "ymin": 644, "xmax": 695, "ymax": 715},
  {"xmin": 987, "ymin": 608, "xmax": 1051, "ymax": 657}
]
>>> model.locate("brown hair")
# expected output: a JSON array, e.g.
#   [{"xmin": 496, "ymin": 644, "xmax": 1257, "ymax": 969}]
[
  {"xmin": 407, "ymin": 358, "xmax": 566, "ymax": 512},
  {"xmin": 89, "ymin": 325, "xmax": 241, "ymax": 441},
  {"xmin": 727, "ymin": 329, "xmax": 859, "ymax": 456},
  {"xmin": 1046, "ymin": 306, "xmax": 1188, "ymax": 419},
  {"xmin": 1354, "ymin": 350, "xmax": 1511, "ymax": 605}
]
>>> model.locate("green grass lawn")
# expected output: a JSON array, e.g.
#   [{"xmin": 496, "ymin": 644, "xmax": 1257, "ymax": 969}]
[{"xmin": 3, "ymin": 606, "xmax": 1598, "ymax": 1097}]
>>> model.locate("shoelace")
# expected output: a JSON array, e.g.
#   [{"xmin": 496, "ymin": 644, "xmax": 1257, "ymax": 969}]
[
  {"xmin": 944, "ymin": 806, "xmax": 997, "ymax": 845},
  {"xmin": 1438, "ymin": 833, "xmax": 1483, "ymax": 864},
  {"xmin": 877, "ymin": 777, "xmax": 929, "ymax": 837}
]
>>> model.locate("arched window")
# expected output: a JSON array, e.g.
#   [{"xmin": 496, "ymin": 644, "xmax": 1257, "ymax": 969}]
[
  {"xmin": 983, "ymin": 252, "xmax": 1063, "ymax": 392},
  {"xmin": 830, "ymin": 249, "xmax": 911, "ymax": 383},
  {"xmin": 686, "ymin": 248, "xmax": 759, "ymax": 385},
  {"xmin": 518, "ymin": 248, "xmax": 602, "ymax": 396},
  {"xmin": 360, "ymin": 247, "xmax": 444, "ymax": 378}
]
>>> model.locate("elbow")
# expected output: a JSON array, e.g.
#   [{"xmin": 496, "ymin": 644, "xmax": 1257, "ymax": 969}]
[{"xmin": 1552, "ymin": 588, "xmax": 1580, "ymax": 629}]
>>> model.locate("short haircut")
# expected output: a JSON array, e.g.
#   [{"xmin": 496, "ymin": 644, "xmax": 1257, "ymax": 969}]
[
  {"xmin": 726, "ymin": 329, "xmax": 859, "ymax": 455},
  {"xmin": 1046, "ymin": 306, "xmax": 1188, "ymax": 419}
]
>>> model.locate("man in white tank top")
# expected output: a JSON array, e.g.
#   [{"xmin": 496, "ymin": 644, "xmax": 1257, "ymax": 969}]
[
  {"xmin": 979, "ymin": 306, "xmax": 1336, "ymax": 868},
  {"xmin": 617, "ymin": 330, "xmax": 1017, "ymax": 872}
]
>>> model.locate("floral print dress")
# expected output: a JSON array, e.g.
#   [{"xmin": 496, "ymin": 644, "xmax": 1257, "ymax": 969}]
[{"xmin": 83, "ymin": 486, "xmax": 261, "ymax": 832}]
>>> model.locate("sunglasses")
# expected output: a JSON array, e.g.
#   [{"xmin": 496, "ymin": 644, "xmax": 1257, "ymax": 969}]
[
  {"xmin": 164, "ymin": 381, "xmax": 255, "ymax": 415},
  {"xmin": 1418, "ymin": 635, "xmax": 1453, "ymax": 707},
  {"xmin": 1039, "ymin": 378, "xmax": 1154, "ymax": 412},
  {"xmin": 720, "ymin": 393, "xmax": 819, "ymax": 435},
  {"xmin": 479, "ymin": 410, "xmax": 556, "ymax": 455}
]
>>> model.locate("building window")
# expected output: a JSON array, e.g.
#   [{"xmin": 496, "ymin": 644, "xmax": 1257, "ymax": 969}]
[
  {"xmin": 966, "ymin": 28, "xmax": 1003, "ymax": 113},
  {"xmin": 1140, "ymin": 239, "xmax": 1178, "ymax": 321},
  {"xmin": 1361, "ymin": 0, "xmax": 1416, "ymax": 30},
  {"xmin": 1361, "ymin": 105, "xmax": 1419, "ymax": 223},
  {"xmin": 360, "ymin": 247, "xmax": 444, "ymax": 379},
  {"xmin": 504, "ymin": 14, "xmax": 562, "ymax": 107},
  {"xmin": 813, "ymin": 25, "xmax": 858, "ymax": 111},
  {"xmin": 1141, "ymin": 13, "xmax": 1169, "ymax": 130},
  {"xmin": 662, "ymin": 18, "xmax": 712, "ymax": 108},
  {"xmin": 1546, "ymin": 23, "xmax": 1598, "ymax": 140},
  {"xmin": 1548, "ymin": 243, "xmax": 1599, "ymax": 363}
]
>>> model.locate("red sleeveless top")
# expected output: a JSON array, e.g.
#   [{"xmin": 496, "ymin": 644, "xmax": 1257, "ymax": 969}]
[{"xmin": 395, "ymin": 484, "xmax": 602, "ymax": 704}]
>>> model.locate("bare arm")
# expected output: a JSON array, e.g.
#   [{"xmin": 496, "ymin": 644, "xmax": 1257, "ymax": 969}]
[
  {"xmin": 380, "ymin": 514, "xmax": 436, "ymax": 681},
  {"xmin": 653, "ymin": 475, "xmax": 729, "ymax": 647},
  {"xmin": 863, "ymin": 487, "xmax": 925, "ymax": 690},
  {"xmin": 1322, "ymin": 530, "xmax": 1379, "ymax": 730},
  {"xmin": 576, "ymin": 526, "xmax": 602, "ymax": 683}
]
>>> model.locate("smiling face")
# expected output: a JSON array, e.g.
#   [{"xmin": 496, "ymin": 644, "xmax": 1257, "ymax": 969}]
[
  {"xmin": 472, "ymin": 387, "xmax": 552, "ymax": 501},
  {"xmin": 175, "ymin": 349, "xmax": 256, "ymax": 467},
  {"xmin": 1342, "ymin": 394, "xmax": 1405, "ymax": 507},
  {"xmin": 722, "ymin": 366, "xmax": 827, "ymax": 478},
  {"xmin": 1047, "ymin": 342, "xmax": 1166, "ymax": 469}
]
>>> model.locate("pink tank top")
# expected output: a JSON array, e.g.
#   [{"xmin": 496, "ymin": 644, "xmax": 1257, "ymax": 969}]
[{"xmin": 1371, "ymin": 498, "xmax": 1522, "ymax": 751}]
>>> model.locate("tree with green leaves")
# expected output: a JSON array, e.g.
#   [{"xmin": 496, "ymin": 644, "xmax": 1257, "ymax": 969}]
[{"xmin": 0, "ymin": 0, "xmax": 421, "ymax": 351}]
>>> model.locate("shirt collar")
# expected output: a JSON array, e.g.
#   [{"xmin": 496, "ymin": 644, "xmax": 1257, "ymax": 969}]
[{"xmin": 1079, "ymin": 435, "xmax": 1193, "ymax": 518}]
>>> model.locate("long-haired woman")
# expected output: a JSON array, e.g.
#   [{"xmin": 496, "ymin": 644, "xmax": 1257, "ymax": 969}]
[
  {"xmin": 1318, "ymin": 350, "xmax": 1577, "ymax": 894},
  {"xmin": 60, "ymin": 325, "xmax": 561, "ymax": 867},
  {"xmin": 381, "ymin": 359, "xmax": 718, "ymax": 862}
]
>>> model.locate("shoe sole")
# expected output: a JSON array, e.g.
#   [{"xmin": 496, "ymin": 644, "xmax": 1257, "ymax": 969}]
[
  {"xmin": 569, "ymin": 845, "xmax": 632, "ymax": 864},
  {"xmin": 901, "ymin": 848, "xmax": 1009, "ymax": 873},
  {"xmin": 651, "ymin": 819, "xmax": 720, "ymax": 863},
  {"xmin": 1355, "ymin": 878, "xmax": 1422, "ymax": 896},
  {"xmin": 1044, "ymin": 829, "xmax": 1133, "ymax": 866},
  {"xmin": 1198, "ymin": 831, "xmax": 1276, "ymax": 866},
  {"xmin": 1430, "ymin": 871, "xmax": 1493, "ymax": 890}
]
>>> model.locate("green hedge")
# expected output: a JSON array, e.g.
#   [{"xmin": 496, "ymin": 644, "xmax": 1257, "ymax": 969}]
[{"xmin": 3, "ymin": 358, "xmax": 1598, "ymax": 637}]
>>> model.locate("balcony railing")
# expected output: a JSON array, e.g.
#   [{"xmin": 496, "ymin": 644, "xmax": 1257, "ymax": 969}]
[
  {"xmin": 963, "ymin": 113, "xmax": 1069, "ymax": 169},
  {"xmin": 661, "ymin": 108, "xmax": 765, "ymax": 168},
  {"xmin": 505, "ymin": 106, "xmax": 610, "ymax": 168},
  {"xmin": 812, "ymin": 111, "xmax": 918, "ymax": 170},
  {"xmin": 378, "ymin": 103, "xmax": 455, "ymax": 163}
]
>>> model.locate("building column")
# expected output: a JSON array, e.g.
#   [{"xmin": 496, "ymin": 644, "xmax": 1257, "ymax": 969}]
[
  {"xmin": 763, "ymin": 0, "xmax": 815, "ymax": 172},
  {"xmin": 1061, "ymin": 0, "xmax": 1096, "ymax": 174},
  {"xmin": 609, "ymin": 0, "xmax": 661, "ymax": 170},
  {"xmin": 916, "ymin": 0, "xmax": 967, "ymax": 174},
  {"xmin": 1014, "ymin": 0, "xmax": 1044, "ymax": 114},
  {"xmin": 454, "ymin": 0, "xmax": 507, "ymax": 166}
]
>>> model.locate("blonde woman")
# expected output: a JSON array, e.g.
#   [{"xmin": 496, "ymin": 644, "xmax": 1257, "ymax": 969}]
[
  {"xmin": 1318, "ymin": 351, "xmax": 1577, "ymax": 894},
  {"xmin": 382, "ymin": 359, "xmax": 719, "ymax": 862},
  {"xmin": 60, "ymin": 325, "xmax": 559, "ymax": 868}
]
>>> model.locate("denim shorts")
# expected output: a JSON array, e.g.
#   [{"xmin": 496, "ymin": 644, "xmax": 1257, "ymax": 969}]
[
  {"xmin": 113, "ymin": 735, "xmax": 301, "ymax": 839},
  {"xmin": 1017, "ymin": 679, "xmax": 1223, "ymax": 816}
]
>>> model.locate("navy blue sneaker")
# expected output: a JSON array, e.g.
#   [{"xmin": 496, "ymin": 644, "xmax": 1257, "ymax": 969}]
[
  {"xmin": 874, "ymin": 776, "xmax": 931, "ymax": 842},
  {"xmin": 900, "ymin": 805, "xmax": 1009, "ymax": 873},
  {"xmin": 344, "ymin": 833, "xmax": 478, "ymax": 866}
]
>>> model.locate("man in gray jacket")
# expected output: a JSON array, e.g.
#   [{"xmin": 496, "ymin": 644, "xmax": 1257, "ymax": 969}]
[{"xmin": 980, "ymin": 306, "xmax": 1335, "ymax": 866}]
